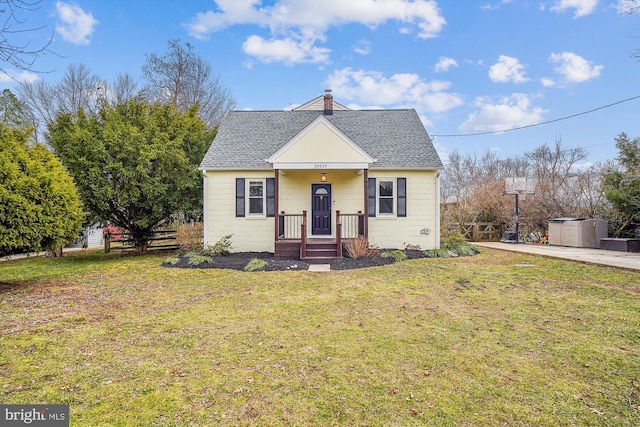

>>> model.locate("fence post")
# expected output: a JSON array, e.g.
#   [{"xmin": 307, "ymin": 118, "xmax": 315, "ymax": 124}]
[{"xmin": 104, "ymin": 232, "xmax": 111, "ymax": 253}]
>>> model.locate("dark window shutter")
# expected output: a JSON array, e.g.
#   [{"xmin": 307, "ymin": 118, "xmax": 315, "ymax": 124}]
[
  {"xmin": 368, "ymin": 177, "xmax": 376, "ymax": 217},
  {"xmin": 266, "ymin": 178, "xmax": 275, "ymax": 217},
  {"xmin": 235, "ymin": 178, "xmax": 245, "ymax": 217},
  {"xmin": 397, "ymin": 178, "xmax": 407, "ymax": 217}
]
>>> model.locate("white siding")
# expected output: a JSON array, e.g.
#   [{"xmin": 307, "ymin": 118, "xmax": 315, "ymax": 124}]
[
  {"xmin": 204, "ymin": 169, "xmax": 440, "ymax": 252},
  {"xmin": 204, "ymin": 170, "xmax": 275, "ymax": 252},
  {"xmin": 368, "ymin": 170, "xmax": 439, "ymax": 250}
]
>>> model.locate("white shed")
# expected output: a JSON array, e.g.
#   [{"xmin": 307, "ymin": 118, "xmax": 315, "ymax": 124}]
[{"xmin": 548, "ymin": 218, "xmax": 608, "ymax": 248}]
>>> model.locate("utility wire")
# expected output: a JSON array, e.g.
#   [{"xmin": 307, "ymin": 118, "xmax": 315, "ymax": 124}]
[{"xmin": 431, "ymin": 95, "xmax": 640, "ymax": 138}]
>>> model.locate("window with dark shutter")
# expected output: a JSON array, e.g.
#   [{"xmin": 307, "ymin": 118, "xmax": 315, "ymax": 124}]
[
  {"xmin": 266, "ymin": 178, "xmax": 275, "ymax": 217},
  {"xmin": 368, "ymin": 178, "xmax": 376, "ymax": 217},
  {"xmin": 235, "ymin": 178, "xmax": 245, "ymax": 217},
  {"xmin": 397, "ymin": 178, "xmax": 406, "ymax": 217}
]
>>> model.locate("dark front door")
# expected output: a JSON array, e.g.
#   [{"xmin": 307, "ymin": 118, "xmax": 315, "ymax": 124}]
[{"xmin": 312, "ymin": 184, "xmax": 331, "ymax": 235}]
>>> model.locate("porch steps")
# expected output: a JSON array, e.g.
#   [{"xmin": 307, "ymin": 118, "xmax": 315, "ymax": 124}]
[
  {"xmin": 305, "ymin": 241, "xmax": 337, "ymax": 258},
  {"xmin": 303, "ymin": 239, "xmax": 340, "ymax": 263},
  {"xmin": 275, "ymin": 239, "xmax": 342, "ymax": 262}
]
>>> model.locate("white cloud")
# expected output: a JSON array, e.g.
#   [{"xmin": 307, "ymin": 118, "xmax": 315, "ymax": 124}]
[
  {"xmin": 242, "ymin": 35, "xmax": 330, "ymax": 65},
  {"xmin": 325, "ymin": 67, "xmax": 463, "ymax": 114},
  {"xmin": 550, "ymin": 0, "xmax": 599, "ymax": 17},
  {"xmin": 186, "ymin": 0, "xmax": 267, "ymax": 36},
  {"xmin": 353, "ymin": 39, "xmax": 372, "ymax": 55},
  {"xmin": 481, "ymin": 0, "xmax": 513, "ymax": 10},
  {"xmin": 489, "ymin": 55, "xmax": 529, "ymax": 83},
  {"xmin": 460, "ymin": 93, "xmax": 547, "ymax": 133},
  {"xmin": 549, "ymin": 52, "xmax": 603, "ymax": 83},
  {"xmin": 541, "ymin": 77, "xmax": 556, "ymax": 87},
  {"xmin": 0, "ymin": 70, "xmax": 39, "ymax": 84},
  {"xmin": 185, "ymin": 0, "xmax": 446, "ymax": 64},
  {"xmin": 55, "ymin": 1, "xmax": 98, "ymax": 45},
  {"xmin": 434, "ymin": 56, "xmax": 458, "ymax": 73}
]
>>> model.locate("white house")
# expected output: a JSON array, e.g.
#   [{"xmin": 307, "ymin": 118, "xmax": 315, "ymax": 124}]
[{"xmin": 199, "ymin": 91, "xmax": 443, "ymax": 260}]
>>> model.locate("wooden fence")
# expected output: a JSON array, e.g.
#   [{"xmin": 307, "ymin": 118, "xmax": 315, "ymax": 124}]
[
  {"xmin": 104, "ymin": 229, "xmax": 179, "ymax": 253},
  {"xmin": 447, "ymin": 222, "xmax": 504, "ymax": 241}
]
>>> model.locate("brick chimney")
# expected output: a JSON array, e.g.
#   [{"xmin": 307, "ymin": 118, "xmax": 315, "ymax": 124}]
[{"xmin": 323, "ymin": 89, "xmax": 333, "ymax": 115}]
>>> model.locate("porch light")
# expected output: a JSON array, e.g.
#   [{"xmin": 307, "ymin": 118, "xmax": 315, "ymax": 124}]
[{"xmin": 320, "ymin": 172, "xmax": 327, "ymax": 182}]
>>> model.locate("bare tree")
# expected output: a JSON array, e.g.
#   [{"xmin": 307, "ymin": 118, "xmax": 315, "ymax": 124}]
[
  {"xmin": 18, "ymin": 63, "xmax": 106, "ymax": 141},
  {"xmin": 618, "ymin": 0, "xmax": 640, "ymax": 14},
  {"xmin": 56, "ymin": 63, "xmax": 106, "ymax": 116},
  {"xmin": 0, "ymin": 0, "xmax": 54, "ymax": 77},
  {"xmin": 17, "ymin": 79, "xmax": 52, "ymax": 141},
  {"xmin": 112, "ymin": 73, "xmax": 145, "ymax": 104},
  {"xmin": 525, "ymin": 138, "xmax": 587, "ymax": 225},
  {"xmin": 618, "ymin": 0, "xmax": 640, "ymax": 60},
  {"xmin": 441, "ymin": 150, "xmax": 521, "ymax": 233},
  {"xmin": 568, "ymin": 162, "xmax": 610, "ymax": 219},
  {"xmin": 142, "ymin": 39, "xmax": 236, "ymax": 128}
]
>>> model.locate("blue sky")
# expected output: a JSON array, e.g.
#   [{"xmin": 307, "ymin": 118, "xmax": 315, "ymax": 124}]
[{"xmin": 1, "ymin": 0, "xmax": 639, "ymax": 166}]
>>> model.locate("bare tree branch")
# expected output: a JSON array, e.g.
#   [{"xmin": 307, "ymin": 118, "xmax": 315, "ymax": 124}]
[
  {"xmin": 0, "ymin": 0, "xmax": 55, "ymax": 77},
  {"xmin": 142, "ymin": 38, "xmax": 236, "ymax": 128}
]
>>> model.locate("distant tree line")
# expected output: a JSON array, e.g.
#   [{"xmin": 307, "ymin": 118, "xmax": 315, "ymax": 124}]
[
  {"xmin": 441, "ymin": 134, "xmax": 640, "ymax": 239},
  {"xmin": 19, "ymin": 39, "xmax": 235, "ymax": 143},
  {"xmin": 1, "ymin": 39, "xmax": 234, "ymax": 255}
]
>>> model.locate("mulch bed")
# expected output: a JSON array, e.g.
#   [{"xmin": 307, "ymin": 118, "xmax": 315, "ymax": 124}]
[{"xmin": 163, "ymin": 250, "xmax": 428, "ymax": 271}]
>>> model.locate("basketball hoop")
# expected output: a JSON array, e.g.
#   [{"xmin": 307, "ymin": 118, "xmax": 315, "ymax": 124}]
[
  {"xmin": 502, "ymin": 177, "xmax": 536, "ymax": 244},
  {"xmin": 516, "ymin": 189, "xmax": 527, "ymax": 201}
]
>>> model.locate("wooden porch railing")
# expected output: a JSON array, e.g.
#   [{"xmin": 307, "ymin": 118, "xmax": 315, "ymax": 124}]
[
  {"xmin": 276, "ymin": 211, "xmax": 304, "ymax": 240},
  {"xmin": 277, "ymin": 210, "xmax": 365, "ymax": 258},
  {"xmin": 336, "ymin": 210, "xmax": 366, "ymax": 258},
  {"xmin": 337, "ymin": 211, "xmax": 365, "ymax": 239}
]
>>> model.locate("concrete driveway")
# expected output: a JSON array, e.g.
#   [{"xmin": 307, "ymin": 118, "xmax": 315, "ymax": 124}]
[{"xmin": 475, "ymin": 242, "xmax": 640, "ymax": 272}]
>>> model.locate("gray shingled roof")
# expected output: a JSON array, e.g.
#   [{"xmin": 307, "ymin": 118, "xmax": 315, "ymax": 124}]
[{"xmin": 199, "ymin": 109, "xmax": 443, "ymax": 170}]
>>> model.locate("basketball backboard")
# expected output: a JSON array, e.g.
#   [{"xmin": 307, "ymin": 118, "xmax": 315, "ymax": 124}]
[{"xmin": 505, "ymin": 177, "xmax": 536, "ymax": 195}]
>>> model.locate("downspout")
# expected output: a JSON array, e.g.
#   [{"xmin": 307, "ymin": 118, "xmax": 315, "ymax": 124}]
[{"xmin": 202, "ymin": 169, "xmax": 208, "ymax": 249}]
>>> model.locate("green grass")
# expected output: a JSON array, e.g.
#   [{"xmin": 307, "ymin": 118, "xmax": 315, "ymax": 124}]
[{"xmin": 1, "ymin": 249, "xmax": 639, "ymax": 426}]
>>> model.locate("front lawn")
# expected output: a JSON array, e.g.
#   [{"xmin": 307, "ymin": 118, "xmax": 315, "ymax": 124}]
[{"xmin": 1, "ymin": 249, "xmax": 639, "ymax": 426}]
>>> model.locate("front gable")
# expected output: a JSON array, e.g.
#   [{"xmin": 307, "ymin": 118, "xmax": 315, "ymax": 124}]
[{"xmin": 266, "ymin": 116, "xmax": 375, "ymax": 170}]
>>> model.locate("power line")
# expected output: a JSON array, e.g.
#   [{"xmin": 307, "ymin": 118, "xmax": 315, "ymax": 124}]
[{"xmin": 431, "ymin": 95, "xmax": 640, "ymax": 138}]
